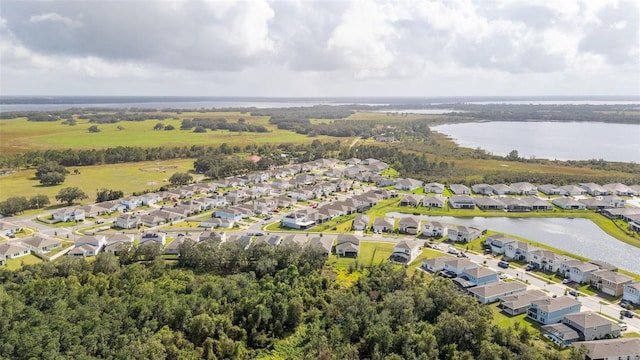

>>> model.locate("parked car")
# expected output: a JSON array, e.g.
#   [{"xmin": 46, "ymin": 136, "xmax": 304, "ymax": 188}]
[
  {"xmin": 618, "ymin": 322, "xmax": 628, "ymax": 331},
  {"xmin": 623, "ymin": 310, "xmax": 634, "ymax": 318},
  {"xmin": 484, "ymin": 248, "xmax": 492, "ymax": 255},
  {"xmin": 562, "ymin": 278, "xmax": 570, "ymax": 284},
  {"xmin": 447, "ymin": 247, "xmax": 459, "ymax": 255},
  {"xmin": 569, "ymin": 290, "xmax": 579, "ymax": 297},
  {"xmin": 498, "ymin": 261, "xmax": 510, "ymax": 269},
  {"xmin": 524, "ymin": 264, "xmax": 534, "ymax": 271},
  {"xmin": 499, "ymin": 273, "xmax": 508, "ymax": 280},
  {"xmin": 619, "ymin": 300, "xmax": 631, "ymax": 309}
]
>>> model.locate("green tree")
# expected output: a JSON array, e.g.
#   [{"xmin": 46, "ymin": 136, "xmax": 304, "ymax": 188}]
[
  {"xmin": 55, "ymin": 187, "xmax": 88, "ymax": 205},
  {"xmin": 507, "ymin": 149, "xmax": 519, "ymax": 160},
  {"xmin": 96, "ymin": 188, "xmax": 124, "ymax": 202},
  {"xmin": 193, "ymin": 126, "xmax": 207, "ymax": 133},
  {"xmin": 169, "ymin": 172, "xmax": 193, "ymax": 186},
  {"xmin": 0, "ymin": 197, "xmax": 29, "ymax": 216},
  {"xmin": 164, "ymin": 124, "xmax": 175, "ymax": 130},
  {"xmin": 153, "ymin": 122, "xmax": 164, "ymax": 130},
  {"xmin": 29, "ymin": 194, "xmax": 50, "ymax": 209},
  {"xmin": 39, "ymin": 172, "xmax": 66, "ymax": 186},
  {"xmin": 93, "ymin": 252, "xmax": 120, "ymax": 274},
  {"xmin": 88, "ymin": 125, "xmax": 101, "ymax": 133}
]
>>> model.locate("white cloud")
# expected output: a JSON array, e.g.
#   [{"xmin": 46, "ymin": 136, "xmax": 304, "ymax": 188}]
[{"xmin": 29, "ymin": 12, "xmax": 83, "ymax": 28}]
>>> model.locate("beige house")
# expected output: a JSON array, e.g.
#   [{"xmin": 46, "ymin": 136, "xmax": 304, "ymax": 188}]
[{"xmin": 590, "ymin": 270, "xmax": 634, "ymax": 296}]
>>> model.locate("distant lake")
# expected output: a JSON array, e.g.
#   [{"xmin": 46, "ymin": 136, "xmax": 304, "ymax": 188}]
[
  {"xmin": 386, "ymin": 213, "xmax": 640, "ymax": 274},
  {"xmin": 374, "ymin": 109, "xmax": 462, "ymax": 114},
  {"xmin": 431, "ymin": 121, "xmax": 640, "ymax": 163}
]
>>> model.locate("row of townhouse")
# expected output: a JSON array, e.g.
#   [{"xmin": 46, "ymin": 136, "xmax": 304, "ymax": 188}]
[
  {"xmin": 485, "ymin": 235, "xmax": 637, "ymax": 297},
  {"xmin": 460, "ymin": 182, "xmax": 640, "ymax": 197}
]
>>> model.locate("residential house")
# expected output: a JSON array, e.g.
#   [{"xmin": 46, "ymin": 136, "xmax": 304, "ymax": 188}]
[
  {"xmin": 522, "ymin": 196, "xmax": 553, "ymax": 211},
  {"xmin": 140, "ymin": 232, "xmax": 166, "ymax": 246},
  {"xmin": 562, "ymin": 260, "xmax": 600, "ymax": 284},
  {"xmin": 579, "ymin": 183, "xmax": 609, "ymax": 196},
  {"xmin": 395, "ymin": 178, "xmax": 423, "ymax": 191},
  {"xmin": 449, "ymin": 184, "xmax": 470, "ymax": 195},
  {"xmin": 95, "ymin": 200, "xmax": 124, "ymax": 214},
  {"xmin": 0, "ymin": 242, "xmax": 30, "ymax": 263},
  {"xmin": 214, "ymin": 208, "xmax": 244, "ymax": 222},
  {"xmin": 352, "ymin": 215, "xmax": 370, "ymax": 231},
  {"xmin": 538, "ymin": 184, "xmax": 563, "ymax": 196},
  {"xmin": 115, "ymin": 214, "xmax": 140, "ymax": 229},
  {"xmin": 499, "ymin": 197, "xmax": 532, "ymax": 212},
  {"xmin": 345, "ymin": 158, "xmax": 361, "ymax": 165},
  {"xmin": 454, "ymin": 266, "xmax": 498, "ymax": 288},
  {"xmin": 139, "ymin": 214, "xmax": 166, "ymax": 227},
  {"xmin": 421, "ymin": 256, "xmax": 454, "ymax": 273},
  {"xmin": 443, "ymin": 258, "xmax": 477, "ymax": 276},
  {"xmin": 140, "ymin": 193, "xmax": 161, "ymax": 206},
  {"xmin": 164, "ymin": 235, "xmax": 190, "ymax": 255},
  {"xmin": 622, "ymin": 281, "xmax": 640, "ymax": 305},
  {"xmin": 510, "ymin": 182, "xmax": 538, "ymax": 195},
  {"xmin": 281, "ymin": 212, "xmax": 315, "ymax": 230},
  {"xmin": 372, "ymin": 217, "xmax": 395, "ymax": 232},
  {"xmin": 423, "ymin": 182, "xmax": 445, "ymax": 194},
  {"xmin": 557, "ymin": 185, "xmax": 586, "ymax": 196},
  {"xmin": 390, "ymin": 240, "xmax": 421, "ymax": 263},
  {"xmin": 120, "ymin": 196, "xmax": 142, "ymax": 210},
  {"xmin": 474, "ymin": 197, "xmax": 505, "ymax": 210},
  {"xmin": 422, "ymin": 221, "xmax": 447, "ymax": 238},
  {"xmin": 422, "ymin": 195, "xmax": 446, "ymax": 208},
  {"xmin": 467, "ymin": 281, "xmax": 527, "ymax": 304},
  {"xmin": 590, "ymin": 270, "xmax": 634, "ymax": 296},
  {"xmin": 552, "ymin": 197, "xmax": 587, "ymax": 210},
  {"xmin": 148, "ymin": 209, "xmax": 184, "ymax": 223},
  {"xmin": 398, "ymin": 217, "xmax": 421, "ymax": 235},
  {"xmin": 499, "ymin": 289, "xmax": 549, "ymax": 315},
  {"xmin": 490, "ymin": 183, "xmax": 514, "ymax": 195},
  {"xmin": 70, "ymin": 235, "xmax": 106, "ymax": 257},
  {"xmin": 485, "ymin": 234, "xmax": 517, "ymax": 254},
  {"xmin": 571, "ymin": 338, "xmax": 640, "ymax": 360},
  {"xmin": 200, "ymin": 218, "xmax": 234, "ymax": 229},
  {"xmin": 336, "ymin": 234, "xmax": 360, "ymax": 257},
  {"xmin": 448, "ymin": 225, "xmax": 485, "ymax": 243},
  {"xmin": 281, "ymin": 234, "xmax": 308, "ymax": 247},
  {"xmin": 504, "ymin": 241, "xmax": 539, "ymax": 262},
  {"xmin": 561, "ymin": 312, "xmax": 621, "ymax": 341},
  {"xmin": 579, "ymin": 198, "xmax": 610, "ymax": 210},
  {"xmin": 529, "ymin": 249, "xmax": 571, "ymax": 273},
  {"xmin": 527, "ymin": 296, "xmax": 581, "ymax": 325},
  {"xmin": 602, "ymin": 195, "xmax": 626, "ymax": 208},
  {"xmin": 603, "ymin": 183, "xmax": 636, "ymax": 196},
  {"xmin": 449, "ymin": 195, "xmax": 476, "ymax": 209},
  {"xmin": 400, "ymin": 194, "xmax": 423, "ymax": 207},
  {"xmin": 0, "ymin": 220, "xmax": 22, "ymax": 237},
  {"xmin": 53, "ymin": 207, "xmax": 85, "ymax": 222},
  {"xmin": 309, "ymin": 236, "xmax": 333, "ymax": 256},
  {"xmin": 21, "ymin": 235, "xmax": 62, "ymax": 253},
  {"xmin": 472, "ymin": 184, "xmax": 493, "ymax": 195}
]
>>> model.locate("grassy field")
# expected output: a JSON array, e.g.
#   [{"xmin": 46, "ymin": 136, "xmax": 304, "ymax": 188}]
[
  {"xmin": 0, "ymin": 116, "xmax": 346, "ymax": 153},
  {"xmin": 0, "ymin": 158, "xmax": 195, "ymax": 203},
  {"xmin": 1, "ymin": 254, "xmax": 43, "ymax": 270}
]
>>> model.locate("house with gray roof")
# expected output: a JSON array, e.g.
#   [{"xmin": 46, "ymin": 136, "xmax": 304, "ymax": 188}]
[
  {"xmin": 400, "ymin": 194, "xmax": 423, "ymax": 206},
  {"xmin": 309, "ymin": 236, "xmax": 333, "ymax": 256},
  {"xmin": 521, "ymin": 196, "xmax": 553, "ymax": 210},
  {"xmin": 391, "ymin": 240, "xmax": 421, "ymax": 263},
  {"xmin": 422, "ymin": 221, "xmax": 447, "ymax": 238},
  {"xmin": 527, "ymin": 296, "xmax": 581, "ymax": 325},
  {"xmin": 422, "ymin": 195, "xmax": 446, "ymax": 208},
  {"xmin": 423, "ymin": 182, "xmax": 445, "ymax": 194},
  {"xmin": 490, "ymin": 184, "xmax": 514, "ymax": 195},
  {"xmin": 0, "ymin": 242, "xmax": 30, "ymax": 264},
  {"xmin": 472, "ymin": 184, "xmax": 493, "ymax": 195},
  {"xmin": 448, "ymin": 225, "xmax": 485, "ymax": 243},
  {"xmin": 474, "ymin": 197, "xmax": 505, "ymax": 210},
  {"xmin": 603, "ymin": 183, "xmax": 636, "ymax": 196},
  {"xmin": 562, "ymin": 260, "xmax": 600, "ymax": 284},
  {"xmin": 510, "ymin": 182, "xmax": 538, "ymax": 195},
  {"xmin": 538, "ymin": 184, "xmax": 563, "ymax": 195},
  {"xmin": 449, "ymin": 195, "xmax": 475, "ymax": 209},
  {"xmin": 579, "ymin": 183, "xmax": 609, "ymax": 196},
  {"xmin": 552, "ymin": 197, "xmax": 587, "ymax": 210},
  {"xmin": 398, "ymin": 216, "xmax": 421, "ymax": 235},
  {"xmin": 372, "ymin": 217, "xmax": 395, "ymax": 232},
  {"xmin": 557, "ymin": 185, "xmax": 586, "ymax": 196},
  {"xmin": 499, "ymin": 289, "xmax": 549, "ymax": 315},
  {"xmin": 590, "ymin": 270, "xmax": 634, "ymax": 296},
  {"xmin": 352, "ymin": 214, "xmax": 370, "ymax": 231},
  {"xmin": 421, "ymin": 256, "xmax": 454, "ymax": 273},
  {"xmin": 395, "ymin": 178, "xmax": 423, "ymax": 191},
  {"xmin": 571, "ymin": 338, "xmax": 640, "ymax": 360},
  {"xmin": 622, "ymin": 281, "xmax": 640, "ymax": 305},
  {"xmin": 467, "ymin": 281, "xmax": 527, "ymax": 304},
  {"xmin": 561, "ymin": 311, "xmax": 621, "ymax": 341},
  {"xmin": 336, "ymin": 234, "xmax": 360, "ymax": 257},
  {"xmin": 499, "ymin": 197, "xmax": 532, "ymax": 212},
  {"xmin": 21, "ymin": 235, "xmax": 62, "ymax": 253},
  {"xmin": 449, "ymin": 184, "xmax": 470, "ymax": 195},
  {"xmin": 504, "ymin": 241, "xmax": 539, "ymax": 262},
  {"xmin": 485, "ymin": 234, "xmax": 517, "ymax": 254}
]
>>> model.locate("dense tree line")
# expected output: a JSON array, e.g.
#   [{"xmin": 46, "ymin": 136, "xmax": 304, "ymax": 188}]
[
  {"xmin": 0, "ymin": 109, "xmax": 173, "ymax": 122},
  {"xmin": 180, "ymin": 118, "xmax": 268, "ymax": 133},
  {"xmin": 0, "ymin": 195, "xmax": 50, "ymax": 216},
  {"xmin": 0, "ymin": 254, "xmax": 568, "ymax": 359}
]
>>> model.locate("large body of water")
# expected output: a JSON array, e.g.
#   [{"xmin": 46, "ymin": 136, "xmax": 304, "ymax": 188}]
[
  {"xmin": 387, "ymin": 213, "xmax": 640, "ymax": 274},
  {"xmin": 431, "ymin": 121, "xmax": 640, "ymax": 163}
]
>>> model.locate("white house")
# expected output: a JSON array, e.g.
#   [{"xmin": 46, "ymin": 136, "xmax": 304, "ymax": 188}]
[
  {"xmin": 398, "ymin": 217, "xmax": 421, "ymax": 235},
  {"xmin": 622, "ymin": 281, "xmax": 640, "ymax": 305},
  {"xmin": 282, "ymin": 212, "xmax": 315, "ymax": 230},
  {"xmin": 485, "ymin": 234, "xmax": 517, "ymax": 254},
  {"xmin": 395, "ymin": 178, "xmax": 423, "ymax": 191},
  {"xmin": 53, "ymin": 207, "xmax": 85, "ymax": 222},
  {"xmin": 422, "ymin": 221, "xmax": 447, "ymax": 238},
  {"xmin": 372, "ymin": 217, "xmax": 395, "ymax": 232},
  {"xmin": 449, "ymin": 195, "xmax": 475, "ymax": 209},
  {"xmin": 448, "ymin": 225, "xmax": 485, "ymax": 243},
  {"xmin": 140, "ymin": 232, "xmax": 166, "ymax": 246},
  {"xmin": 0, "ymin": 242, "xmax": 30, "ymax": 263},
  {"xmin": 423, "ymin": 182, "xmax": 445, "ymax": 194},
  {"xmin": 391, "ymin": 240, "xmax": 421, "ymax": 263},
  {"xmin": 562, "ymin": 260, "xmax": 600, "ymax": 284},
  {"xmin": 552, "ymin": 198, "xmax": 587, "ymax": 210}
]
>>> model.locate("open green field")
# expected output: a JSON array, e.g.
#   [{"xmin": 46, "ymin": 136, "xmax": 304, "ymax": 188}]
[
  {"xmin": 0, "ymin": 158, "xmax": 195, "ymax": 203},
  {"xmin": 0, "ymin": 115, "xmax": 347, "ymax": 153}
]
